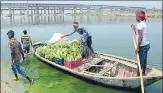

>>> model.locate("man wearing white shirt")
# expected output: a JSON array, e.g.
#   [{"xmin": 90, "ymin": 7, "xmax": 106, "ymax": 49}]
[{"xmin": 131, "ymin": 11, "xmax": 150, "ymax": 76}]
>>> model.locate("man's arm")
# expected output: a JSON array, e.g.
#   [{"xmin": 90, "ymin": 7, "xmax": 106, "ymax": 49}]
[
  {"xmin": 29, "ymin": 37, "xmax": 33, "ymax": 46},
  {"xmin": 62, "ymin": 30, "xmax": 77, "ymax": 38},
  {"xmin": 131, "ymin": 24, "xmax": 136, "ymax": 34},
  {"xmin": 9, "ymin": 48, "xmax": 14, "ymax": 63},
  {"xmin": 21, "ymin": 37, "xmax": 23, "ymax": 44},
  {"xmin": 8, "ymin": 42, "xmax": 14, "ymax": 64},
  {"xmin": 136, "ymin": 25, "xmax": 143, "ymax": 53},
  {"xmin": 18, "ymin": 42, "xmax": 25, "ymax": 59},
  {"xmin": 137, "ymin": 30, "xmax": 143, "ymax": 48},
  {"xmin": 64, "ymin": 31, "xmax": 76, "ymax": 37}
]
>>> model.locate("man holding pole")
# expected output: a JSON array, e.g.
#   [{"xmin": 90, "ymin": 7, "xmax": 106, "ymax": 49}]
[{"xmin": 131, "ymin": 11, "xmax": 150, "ymax": 76}]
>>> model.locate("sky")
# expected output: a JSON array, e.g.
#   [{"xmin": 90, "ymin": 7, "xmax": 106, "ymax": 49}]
[{"xmin": 1, "ymin": 1, "xmax": 162, "ymax": 9}]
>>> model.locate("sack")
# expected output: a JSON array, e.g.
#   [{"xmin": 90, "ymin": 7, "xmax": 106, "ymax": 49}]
[{"xmin": 48, "ymin": 33, "xmax": 68, "ymax": 43}]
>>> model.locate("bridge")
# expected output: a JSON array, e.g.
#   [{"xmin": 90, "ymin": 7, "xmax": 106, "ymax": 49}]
[{"xmin": 0, "ymin": 3, "xmax": 161, "ymax": 16}]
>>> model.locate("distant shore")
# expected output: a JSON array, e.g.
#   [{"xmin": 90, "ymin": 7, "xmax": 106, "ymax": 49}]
[{"xmin": 71, "ymin": 12, "xmax": 162, "ymax": 18}]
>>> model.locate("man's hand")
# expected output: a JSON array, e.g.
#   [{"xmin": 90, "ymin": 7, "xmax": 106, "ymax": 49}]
[
  {"xmin": 135, "ymin": 48, "xmax": 139, "ymax": 54},
  {"xmin": 61, "ymin": 36, "xmax": 65, "ymax": 38},
  {"xmin": 23, "ymin": 56, "xmax": 25, "ymax": 61},
  {"xmin": 11, "ymin": 62, "xmax": 14, "ymax": 67},
  {"xmin": 131, "ymin": 24, "xmax": 136, "ymax": 30}
]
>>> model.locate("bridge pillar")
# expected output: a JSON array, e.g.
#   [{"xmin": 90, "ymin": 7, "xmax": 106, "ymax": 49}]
[
  {"xmin": 9, "ymin": 6, "xmax": 12, "ymax": 16},
  {"xmin": 48, "ymin": 7, "xmax": 50, "ymax": 15},
  {"xmin": 59, "ymin": 7, "xmax": 61, "ymax": 14},
  {"xmin": 54, "ymin": 14, "xmax": 56, "ymax": 23},
  {"xmin": 61, "ymin": 7, "xmax": 64, "ymax": 14},
  {"xmin": 20, "ymin": 8, "xmax": 22, "ymax": 15},
  {"xmin": 12, "ymin": 8, "xmax": 15, "ymax": 15},
  {"xmin": 31, "ymin": 7, "xmax": 33, "ymax": 15},
  {"xmin": 51, "ymin": 9, "xmax": 53, "ymax": 14},
  {"xmin": 41, "ymin": 8, "xmax": 43, "ymax": 15},
  {"xmin": 36, "ymin": 7, "xmax": 39, "ymax": 15},
  {"xmin": 87, "ymin": 7, "xmax": 90, "ymax": 13},
  {"xmin": 27, "ymin": 6, "xmax": 29, "ymax": 15},
  {"xmin": 44, "ymin": 7, "xmax": 46, "ymax": 14},
  {"xmin": 54, "ymin": 7, "xmax": 56, "ymax": 14},
  {"xmin": 56, "ymin": 8, "xmax": 59, "ymax": 14},
  {"xmin": 80, "ymin": 7, "xmax": 83, "ymax": 14},
  {"xmin": 74, "ymin": 7, "xmax": 76, "ymax": 14},
  {"xmin": 1, "ymin": 9, "xmax": 2, "ymax": 15},
  {"xmin": 23, "ymin": 10, "xmax": 25, "ymax": 15},
  {"xmin": 34, "ymin": 8, "xmax": 36, "ymax": 15}
]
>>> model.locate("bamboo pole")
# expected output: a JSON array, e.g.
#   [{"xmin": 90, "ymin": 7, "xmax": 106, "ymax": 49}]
[{"xmin": 131, "ymin": 24, "xmax": 145, "ymax": 93}]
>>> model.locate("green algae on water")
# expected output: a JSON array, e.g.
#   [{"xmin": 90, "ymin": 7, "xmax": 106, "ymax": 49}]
[{"xmin": 21, "ymin": 55, "xmax": 133, "ymax": 93}]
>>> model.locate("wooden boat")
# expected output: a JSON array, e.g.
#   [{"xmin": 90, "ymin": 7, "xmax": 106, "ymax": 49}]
[{"xmin": 32, "ymin": 41, "xmax": 162, "ymax": 89}]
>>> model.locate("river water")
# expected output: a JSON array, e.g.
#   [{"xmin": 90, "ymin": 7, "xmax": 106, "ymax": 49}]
[{"xmin": 1, "ymin": 15, "xmax": 162, "ymax": 93}]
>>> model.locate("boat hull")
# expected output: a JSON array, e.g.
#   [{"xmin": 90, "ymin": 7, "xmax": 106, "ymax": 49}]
[{"xmin": 34, "ymin": 52, "xmax": 162, "ymax": 89}]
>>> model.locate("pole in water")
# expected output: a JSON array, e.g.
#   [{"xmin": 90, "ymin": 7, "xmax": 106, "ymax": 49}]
[{"xmin": 131, "ymin": 24, "xmax": 145, "ymax": 93}]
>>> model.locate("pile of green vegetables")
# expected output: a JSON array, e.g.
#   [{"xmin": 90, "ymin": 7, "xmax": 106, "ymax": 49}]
[{"xmin": 37, "ymin": 40, "xmax": 81, "ymax": 61}]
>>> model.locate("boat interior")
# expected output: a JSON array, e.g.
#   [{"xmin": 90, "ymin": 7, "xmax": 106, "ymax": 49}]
[{"xmin": 74, "ymin": 54, "xmax": 162, "ymax": 78}]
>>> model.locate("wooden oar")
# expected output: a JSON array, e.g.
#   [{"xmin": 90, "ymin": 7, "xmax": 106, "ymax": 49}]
[{"xmin": 131, "ymin": 24, "xmax": 145, "ymax": 93}]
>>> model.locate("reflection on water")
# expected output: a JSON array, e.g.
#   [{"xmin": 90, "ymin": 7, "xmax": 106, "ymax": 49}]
[{"xmin": 1, "ymin": 15, "xmax": 128, "ymax": 28}]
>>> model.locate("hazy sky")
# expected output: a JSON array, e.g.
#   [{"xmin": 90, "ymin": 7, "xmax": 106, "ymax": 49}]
[{"xmin": 1, "ymin": 1, "xmax": 162, "ymax": 9}]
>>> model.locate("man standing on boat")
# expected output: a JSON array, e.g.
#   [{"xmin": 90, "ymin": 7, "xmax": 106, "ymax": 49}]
[
  {"xmin": 61, "ymin": 22, "xmax": 95, "ymax": 55},
  {"xmin": 131, "ymin": 11, "xmax": 150, "ymax": 76},
  {"xmin": 7, "ymin": 30, "xmax": 34, "ymax": 84},
  {"xmin": 21, "ymin": 30, "xmax": 33, "ymax": 54},
  {"xmin": 78, "ymin": 27, "xmax": 93, "ymax": 59}
]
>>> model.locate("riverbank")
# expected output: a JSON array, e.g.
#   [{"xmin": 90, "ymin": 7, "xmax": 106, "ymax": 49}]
[
  {"xmin": 1, "ymin": 80, "xmax": 17, "ymax": 93},
  {"xmin": 1, "ymin": 61, "xmax": 28, "ymax": 93},
  {"xmin": 1, "ymin": 70, "xmax": 25, "ymax": 93}
]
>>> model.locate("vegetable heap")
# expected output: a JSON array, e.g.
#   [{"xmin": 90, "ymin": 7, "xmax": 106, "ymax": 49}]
[{"xmin": 37, "ymin": 40, "xmax": 81, "ymax": 61}]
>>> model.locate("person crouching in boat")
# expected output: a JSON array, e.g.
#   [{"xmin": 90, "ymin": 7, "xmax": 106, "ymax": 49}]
[
  {"xmin": 7, "ymin": 30, "xmax": 34, "ymax": 84},
  {"xmin": 21, "ymin": 30, "xmax": 33, "ymax": 54},
  {"xmin": 78, "ymin": 28, "xmax": 93, "ymax": 62},
  {"xmin": 61, "ymin": 22, "xmax": 95, "ymax": 56},
  {"xmin": 131, "ymin": 11, "xmax": 150, "ymax": 76}
]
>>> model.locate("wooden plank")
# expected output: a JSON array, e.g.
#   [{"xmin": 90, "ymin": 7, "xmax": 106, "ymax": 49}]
[
  {"xmin": 89, "ymin": 65, "xmax": 106, "ymax": 67},
  {"xmin": 101, "ymin": 56, "xmax": 137, "ymax": 68},
  {"xmin": 99, "ymin": 61, "xmax": 119, "ymax": 75},
  {"xmin": 82, "ymin": 71, "xmax": 98, "ymax": 75},
  {"xmin": 99, "ymin": 52, "xmax": 137, "ymax": 64},
  {"xmin": 91, "ymin": 58, "xmax": 104, "ymax": 65}
]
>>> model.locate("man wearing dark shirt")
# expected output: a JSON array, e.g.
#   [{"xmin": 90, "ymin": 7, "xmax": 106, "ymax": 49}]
[{"xmin": 7, "ymin": 30, "xmax": 34, "ymax": 84}]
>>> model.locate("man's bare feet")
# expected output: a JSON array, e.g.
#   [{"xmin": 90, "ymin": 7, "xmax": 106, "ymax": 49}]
[
  {"xmin": 29, "ymin": 79, "xmax": 34, "ymax": 85},
  {"xmin": 13, "ymin": 78, "xmax": 19, "ymax": 82}
]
